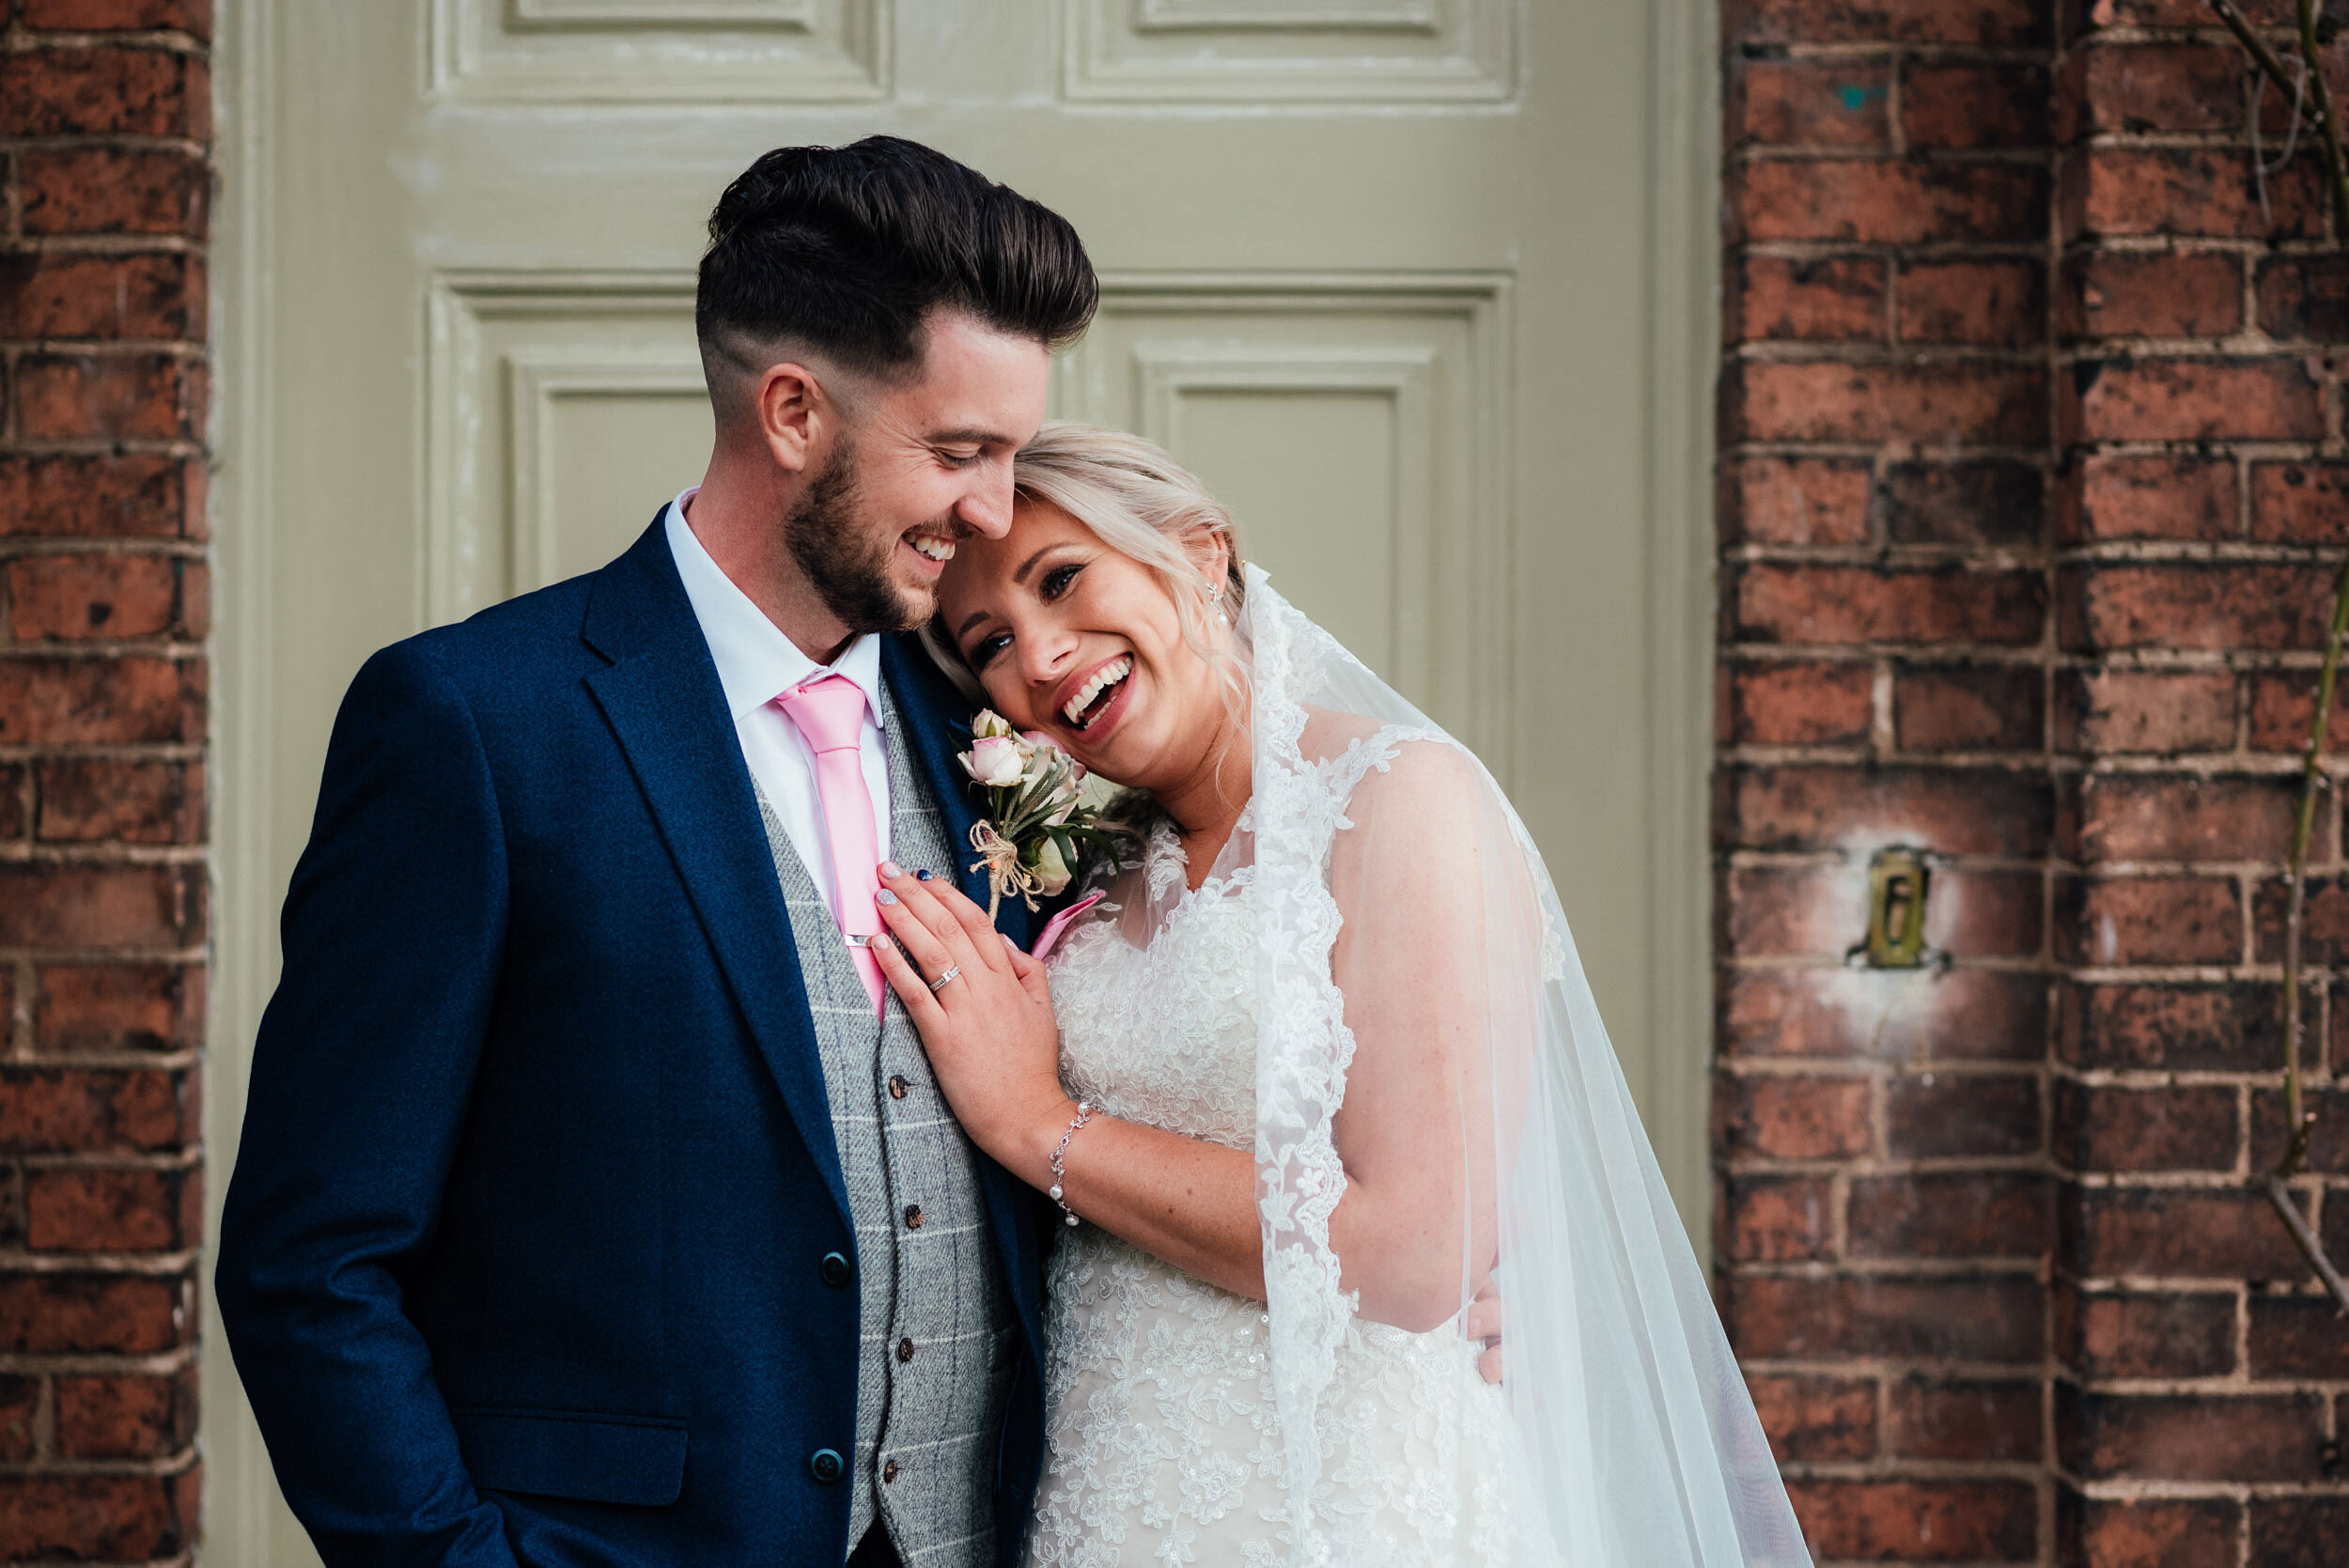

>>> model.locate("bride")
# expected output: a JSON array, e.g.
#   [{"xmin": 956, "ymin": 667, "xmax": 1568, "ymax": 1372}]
[{"xmin": 863, "ymin": 424, "xmax": 1812, "ymax": 1567}]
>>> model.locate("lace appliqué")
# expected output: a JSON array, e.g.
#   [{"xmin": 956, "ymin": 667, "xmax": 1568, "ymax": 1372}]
[{"xmin": 1032, "ymin": 828, "xmax": 1548, "ymax": 1568}]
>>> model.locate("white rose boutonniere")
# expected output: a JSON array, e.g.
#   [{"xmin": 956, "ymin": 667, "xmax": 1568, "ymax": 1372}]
[{"xmin": 957, "ymin": 709, "xmax": 1121, "ymax": 917}]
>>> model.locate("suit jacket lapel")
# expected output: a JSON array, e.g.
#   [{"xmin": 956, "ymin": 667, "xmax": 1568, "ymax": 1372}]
[
  {"xmin": 582, "ymin": 518, "xmax": 851, "ymax": 1231},
  {"xmin": 880, "ymin": 635, "xmax": 1047, "ymax": 1343},
  {"xmin": 880, "ymin": 636, "xmax": 1034, "ymax": 950}
]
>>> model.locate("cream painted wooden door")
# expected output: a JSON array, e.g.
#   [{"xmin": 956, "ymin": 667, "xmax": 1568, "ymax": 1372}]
[{"xmin": 209, "ymin": 2, "xmax": 1718, "ymax": 1560}]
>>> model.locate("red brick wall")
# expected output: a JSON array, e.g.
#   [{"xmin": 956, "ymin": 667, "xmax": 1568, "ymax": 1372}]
[
  {"xmin": 0, "ymin": 1, "xmax": 210, "ymax": 1560},
  {"xmin": 2053, "ymin": 2, "xmax": 2349, "ymax": 1562},
  {"xmin": 1719, "ymin": 2, "xmax": 2349, "ymax": 1563}
]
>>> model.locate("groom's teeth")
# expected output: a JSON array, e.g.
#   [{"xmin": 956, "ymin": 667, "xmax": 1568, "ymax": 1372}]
[
  {"xmin": 907, "ymin": 535, "xmax": 956, "ymax": 563},
  {"xmin": 1062, "ymin": 657, "xmax": 1132, "ymax": 726}
]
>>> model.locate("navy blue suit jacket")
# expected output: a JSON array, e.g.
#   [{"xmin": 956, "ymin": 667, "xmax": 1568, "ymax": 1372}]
[{"xmin": 216, "ymin": 516, "xmax": 1049, "ymax": 1568}]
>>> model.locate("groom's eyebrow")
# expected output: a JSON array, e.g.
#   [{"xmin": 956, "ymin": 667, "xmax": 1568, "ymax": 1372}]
[{"xmin": 928, "ymin": 426, "xmax": 1013, "ymax": 447}]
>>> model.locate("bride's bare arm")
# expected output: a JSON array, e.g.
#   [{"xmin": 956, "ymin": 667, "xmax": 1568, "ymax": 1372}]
[{"xmin": 1322, "ymin": 740, "xmax": 1533, "ymax": 1331}]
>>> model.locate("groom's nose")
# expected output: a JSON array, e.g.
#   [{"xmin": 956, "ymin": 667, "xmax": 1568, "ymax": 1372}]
[{"xmin": 954, "ymin": 459, "xmax": 1017, "ymax": 539}]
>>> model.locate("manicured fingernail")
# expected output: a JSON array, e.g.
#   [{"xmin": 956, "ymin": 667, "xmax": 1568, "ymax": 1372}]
[
  {"xmin": 916, "ymin": 868, "xmax": 935, "ymax": 881},
  {"xmin": 880, "ymin": 861, "xmax": 905, "ymax": 878},
  {"xmin": 877, "ymin": 890, "xmax": 898, "ymax": 906},
  {"xmin": 871, "ymin": 933, "xmax": 892, "ymax": 953}
]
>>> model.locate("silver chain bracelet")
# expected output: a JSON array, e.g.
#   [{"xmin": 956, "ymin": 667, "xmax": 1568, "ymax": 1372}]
[{"xmin": 1047, "ymin": 1099, "xmax": 1093, "ymax": 1228}]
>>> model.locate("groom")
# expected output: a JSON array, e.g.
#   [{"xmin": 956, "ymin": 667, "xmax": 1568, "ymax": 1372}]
[{"xmin": 215, "ymin": 139, "xmax": 1097, "ymax": 1568}]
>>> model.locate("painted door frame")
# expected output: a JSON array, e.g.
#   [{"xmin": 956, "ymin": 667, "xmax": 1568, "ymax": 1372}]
[{"xmin": 202, "ymin": 2, "xmax": 1722, "ymax": 1557}]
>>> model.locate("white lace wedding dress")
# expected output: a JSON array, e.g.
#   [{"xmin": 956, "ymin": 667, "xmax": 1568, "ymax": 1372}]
[{"xmin": 1022, "ymin": 810, "xmax": 1560, "ymax": 1568}]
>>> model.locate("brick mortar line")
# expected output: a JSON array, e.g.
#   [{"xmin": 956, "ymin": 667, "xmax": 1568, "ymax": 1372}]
[
  {"xmin": 2053, "ymin": 1066, "xmax": 2336, "ymax": 1088},
  {"xmin": 1737, "ymin": 239, "xmax": 2056, "ymax": 258},
  {"xmin": 1730, "ymin": 341, "xmax": 2059, "ymax": 365},
  {"xmin": 1729, "ymin": 147, "xmax": 2058, "ymax": 167},
  {"xmin": 0, "ymin": 746, "xmax": 209, "ymax": 762},
  {"xmin": 0, "ymin": 440, "xmax": 205, "ymax": 459},
  {"xmin": 0, "ymin": 1051, "xmax": 201, "ymax": 1071},
  {"xmin": 0, "ymin": 340, "xmax": 209, "ymax": 361},
  {"xmin": 0, "ymin": 1452, "xmax": 199, "ymax": 1478},
  {"xmin": 13, "ymin": 1153, "xmax": 202, "ymax": 1175},
  {"xmin": 1732, "ymin": 42, "xmax": 2055, "ymax": 64},
  {"xmin": 1771, "ymin": 1458, "xmax": 2054, "ymax": 1482},
  {"xmin": 0, "ymin": 540, "xmax": 210, "ymax": 559},
  {"xmin": 0, "ymin": 844, "xmax": 209, "ymax": 863},
  {"xmin": 0, "ymin": 236, "xmax": 206, "ymax": 256},
  {"xmin": 0, "ymin": 1347, "xmax": 194, "ymax": 1376},
  {"xmin": 1723, "ymin": 846, "xmax": 2052, "ymax": 867},
  {"xmin": 1724, "ymin": 542, "xmax": 2052, "ymax": 561},
  {"xmin": 0, "ymin": 28, "xmax": 208, "ymax": 54},
  {"xmin": 0, "ymin": 642, "xmax": 210, "ymax": 658},
  {"xmin": 1723, "ymin": 1250, "xmax": 2045, "ymax": 1272},
  {"xmin": 0, "ymin": 949, "xmax": 207, "ymax": 964},
  {"xmin": 0, "ymin": 1249, "xmax": 194, "ymax": 1274},
  {"xmin": 1721, "ymin": 440, "xmax": 2057, "ymax": 459}
]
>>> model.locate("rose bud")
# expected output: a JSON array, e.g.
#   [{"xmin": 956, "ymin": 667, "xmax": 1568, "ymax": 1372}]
[{"xmin": 961, "ymin": 735, "xmax": 1027, "ymax": 787}]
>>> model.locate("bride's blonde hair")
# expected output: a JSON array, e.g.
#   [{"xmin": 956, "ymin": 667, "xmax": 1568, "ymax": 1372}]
[{"xmin": 922, "ymin": 422, "xmax": 1248, "ymax": 704}]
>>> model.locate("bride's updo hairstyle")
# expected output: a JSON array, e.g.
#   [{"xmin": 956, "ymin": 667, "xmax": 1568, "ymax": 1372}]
[{"xmin": 923, "ymin": 422, "xmax": 1248, "ymax": 706}]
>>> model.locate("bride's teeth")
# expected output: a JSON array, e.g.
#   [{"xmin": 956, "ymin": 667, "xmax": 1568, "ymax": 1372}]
[{"xmin": 1062, "ymin": 657, "xmax": 1131, "ymax": 726}]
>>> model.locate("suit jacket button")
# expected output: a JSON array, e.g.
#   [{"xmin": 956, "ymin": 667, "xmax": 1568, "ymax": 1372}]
[
  {"xmin": 897, "ymin": 1336, "xmax": 915, "ymax": 1363},
  {"xmin": 904, "ymin": 1204, "xmax": 924, "ymax": 1230},
  {"xmin": 889, "ymin": 1074, "xmax": 910, "ymax": 1100},
  {"xmin": 810, "ymin": 1448, "xmax": 845, "ymax": 1484},
  {"xmin": 819, "ymin": 1251, "xmax": 851, "ymax": 1288},
  {"xmin": 882, "ymin": 1458, "xmax": 900, "ymax": 1483}
]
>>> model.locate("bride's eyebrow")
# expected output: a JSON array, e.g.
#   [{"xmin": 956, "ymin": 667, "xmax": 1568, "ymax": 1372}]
[
  {"xmin": 1009, "ymin": 543, "xmax": 1059, "ymax": 586},
  {"xmin": 955, "ymin": 607, "xmax": 993, "ymax": 639}
]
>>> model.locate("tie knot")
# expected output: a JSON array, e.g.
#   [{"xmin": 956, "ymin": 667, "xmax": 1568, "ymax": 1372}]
[{"xmin": 777, "ymin": 674, "xmax": 868, "ymax": 754}]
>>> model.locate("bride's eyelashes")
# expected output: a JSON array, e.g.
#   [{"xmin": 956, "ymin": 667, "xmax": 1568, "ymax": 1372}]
[{"xmin": 962, "ymin": 559, "xmax": 1090, "ymax": 669}]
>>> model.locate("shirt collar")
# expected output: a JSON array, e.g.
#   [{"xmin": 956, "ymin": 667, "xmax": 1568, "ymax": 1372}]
[{"xmin": 663, "ymin": 487, "xmax": 888, "ymax": 728}]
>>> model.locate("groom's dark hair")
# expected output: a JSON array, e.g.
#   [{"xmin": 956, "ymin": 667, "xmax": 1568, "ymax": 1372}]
[{"xmin": 696, "ymin": 136, "xmax": 1097, "ymax": 402}]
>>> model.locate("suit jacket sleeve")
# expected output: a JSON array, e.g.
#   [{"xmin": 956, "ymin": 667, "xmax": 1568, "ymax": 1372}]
[{"xmin": 215, "ymin": 639, "xmax": 522, "ymax": 1568}]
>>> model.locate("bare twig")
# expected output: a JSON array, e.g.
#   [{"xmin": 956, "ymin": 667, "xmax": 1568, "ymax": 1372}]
[
  {"xmin": 2264, "ymin": 1177, "xmax": 2349, "ymax": 1315},
  {"xmin": 2211, "ymin": 0, "xmax": 2349, "ymax": 241},
  {"xmin": 2276, "ymin": 543, "xmax": 2349, "ymax": 1182},
  {"xmin": 2209, "ymin": 0, "xmax": 2349, "ymax": 1312}
]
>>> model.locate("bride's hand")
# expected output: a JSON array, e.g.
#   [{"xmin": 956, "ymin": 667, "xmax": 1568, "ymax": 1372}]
[
  {"xmin": 869, "ymin": 863, "xmax": 1070, "ymax": 1172},
  {"xmin": 1465, "ymin": 1281, "xmax": 1504, "ymax": 1386}
]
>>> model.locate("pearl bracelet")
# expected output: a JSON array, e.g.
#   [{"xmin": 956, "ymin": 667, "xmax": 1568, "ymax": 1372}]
[{"xmin": 1047, "ymin": 1099, "xmax": 1092, "ymax": 1228}]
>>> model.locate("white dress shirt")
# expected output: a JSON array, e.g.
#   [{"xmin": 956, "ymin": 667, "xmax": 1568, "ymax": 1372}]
[{"xmin": 663, "ymin": 487, "xmax": 893, "ymax": 914}]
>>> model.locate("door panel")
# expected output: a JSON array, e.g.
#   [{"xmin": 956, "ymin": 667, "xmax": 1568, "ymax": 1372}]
[{"xmin": 209, "ymin": 2, "xmax": 1715, "ymax": 1560}]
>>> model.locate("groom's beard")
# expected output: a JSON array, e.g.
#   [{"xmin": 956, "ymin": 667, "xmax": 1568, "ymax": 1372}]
[{"xmin": 785, "ymin": 438, "xmax": 930, "ymax": 634}]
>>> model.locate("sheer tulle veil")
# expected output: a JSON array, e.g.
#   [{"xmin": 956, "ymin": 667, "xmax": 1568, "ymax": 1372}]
[{"xmin": 1093, "ymin": 566, "xmax": 1813, "ymax": 1566}]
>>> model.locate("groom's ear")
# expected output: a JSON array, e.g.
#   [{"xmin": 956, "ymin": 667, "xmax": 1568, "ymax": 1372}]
[{"xmin": 753, "ymin": 361, "xmax": 831, "ymax": 475}]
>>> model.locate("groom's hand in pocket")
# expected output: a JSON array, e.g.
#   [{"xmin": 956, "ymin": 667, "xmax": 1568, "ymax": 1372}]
[{"xmin": 869, "ymin": 863, "xmax": 1071, "ymax": 1181}]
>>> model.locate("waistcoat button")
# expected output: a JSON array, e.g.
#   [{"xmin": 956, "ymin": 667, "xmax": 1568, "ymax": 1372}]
[
  {"xmin": 883, "ymin": 1458, "xmax": 901, "ymax": 1483},
  {"xmin": 897, "ymin": 1336, "xmax": 915, "ymax": 1362},
  {"xmin": 889, "ymin": 1074, "xmax": 910, "ymax": 1100},
  {"xmin": 818, "ymin": 1251, "xmax": 851, "ymax": 1288},
  {"xmin": 904, "ymin": 1204, "xmax": 924, "ymax": 1229},
  {"xmin": 809, "ymin": 1448, "xmax": 844, "ymax": 1484}
]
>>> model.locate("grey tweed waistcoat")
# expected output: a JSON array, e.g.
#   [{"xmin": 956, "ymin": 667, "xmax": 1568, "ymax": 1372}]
[{"xmin": 754, "ymin": 684, "xmax": 1016, "ymax": 1567}]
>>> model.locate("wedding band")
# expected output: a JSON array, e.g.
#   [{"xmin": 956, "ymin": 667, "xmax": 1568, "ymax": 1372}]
[{"xmin": 927, "ymin": 965, "xmax": 961, "ymax": 992}]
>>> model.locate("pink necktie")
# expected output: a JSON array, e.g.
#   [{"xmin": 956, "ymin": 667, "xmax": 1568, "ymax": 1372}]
[{"xmin": 777, "ymin": 675, "xmax": 885, "ymax": 1014}]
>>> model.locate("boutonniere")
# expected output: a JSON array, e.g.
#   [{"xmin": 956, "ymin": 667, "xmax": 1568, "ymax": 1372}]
[{"xmin": 958, "ymin": 710, "xmax": 1121, "ymax": 918}]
